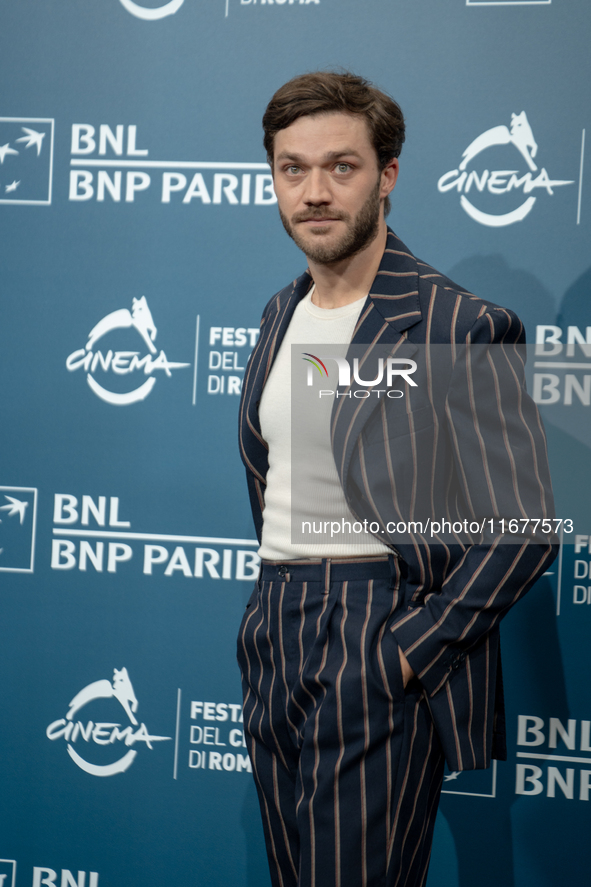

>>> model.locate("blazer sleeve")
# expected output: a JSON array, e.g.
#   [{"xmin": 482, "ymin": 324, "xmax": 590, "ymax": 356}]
[{"xmin": 390, "ymin": 307, "xmax": 558, "ymax": 698}]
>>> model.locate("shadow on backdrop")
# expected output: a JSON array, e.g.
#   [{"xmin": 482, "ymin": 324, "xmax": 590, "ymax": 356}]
[
  {"xmin": 556, "ymin": 265, "xmax": 591, "ymax": 330},
  {"xmin": 428, "ymin": 576, "xmax": 568, "ymax": 887},
  {"xmin": 446, "ymin": 254, "xmax": 556, "ymax": 344},
  {"xmin": 427, "ymin": 257, "xmax": 571, "ymax": 887},
  {"xmin": 550, "ymin": 264, "xmax": 591, "ymax": 524}
]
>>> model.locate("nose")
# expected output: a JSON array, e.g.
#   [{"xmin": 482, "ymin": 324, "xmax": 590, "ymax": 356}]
[{"xmin": 303, "ymin": 168, "xmax": 332, "ymax": 206}]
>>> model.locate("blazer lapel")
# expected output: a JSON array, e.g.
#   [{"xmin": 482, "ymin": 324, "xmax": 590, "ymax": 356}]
[
  {"xmin": 241, "ymin": 230, "xmax": 424, "ymax": 496},
  {"xmin": 358, "ymin": 228, "xmax": 422, "ymax": 334},
  {"xmin": 331, "ymin": 229, "xmax": 424, "ymax": 488},
  {"xmin": 239, "ymin": 270, "xmax": 313, "ymax": 484}
]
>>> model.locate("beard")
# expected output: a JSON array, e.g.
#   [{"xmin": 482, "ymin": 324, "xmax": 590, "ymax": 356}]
[{"xmin": 278, "ymin": 178, "xmax": 382, "ymax": 265}]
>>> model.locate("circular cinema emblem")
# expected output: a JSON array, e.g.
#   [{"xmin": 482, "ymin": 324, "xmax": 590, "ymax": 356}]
[
  {"xmin": 65, "ymin": 297, "xmax": 190, "ymax": 406},
  {"xmin": 437, "ymin": 112, "xmax": 574, "ymax": 227},
  {"xmin": 119, "ymin": 0, "xmax": 185, "ymax": 20},
  {"xmin": 46, "ymin": 668, "xmax": 171, "ymax": 777}
]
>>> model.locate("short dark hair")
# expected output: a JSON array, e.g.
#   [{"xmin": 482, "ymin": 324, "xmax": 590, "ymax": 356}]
[{"xmin": 262, "ymin": 71, "xmax": 405, "ymax": 215}]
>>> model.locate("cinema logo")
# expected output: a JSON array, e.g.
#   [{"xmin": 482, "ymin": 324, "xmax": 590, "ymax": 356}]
[
  {"xmin": 66, "ymin": 296, "xmax": 190, "ymax": 405},
  {"xmin": 118, "ymin": 0, "xmax": 184, "ymax": 19},
  {"xmin": 302, "ymin": 352, "xmax": 417, "ymax": 400},
  {"xmin": 46, "ymin": 668, "xmax": 171, "ymax": 777},
  {"xmin": 516, "ymin": 715, "xmax": 591, "ymax": 801},
  {"xmin": 533, "ymin": 325, "xmax": 591, "ymax": 406},
  {"xmin": 69, "ymin": 124, "xmax": 276, "ymax": 206},
  {"xmin": 438, "ymin": 112, "xmax": 573, "ymax": 226}
]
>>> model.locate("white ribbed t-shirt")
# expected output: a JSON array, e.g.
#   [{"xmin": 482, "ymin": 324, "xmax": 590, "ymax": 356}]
[{"xmin": 258, "ymin": 289, "xmax": 390, "ymax": 560}]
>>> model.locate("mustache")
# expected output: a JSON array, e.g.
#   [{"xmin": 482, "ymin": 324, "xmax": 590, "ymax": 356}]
[{"xmin": 291, "ymin": 209, "xmax": 349, "ymax": 223}]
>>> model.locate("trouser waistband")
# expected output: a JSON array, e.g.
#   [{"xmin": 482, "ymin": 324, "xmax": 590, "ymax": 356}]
[{"xmin": 260, "ymin": 555, "xmax": 398, "ymax": 590}]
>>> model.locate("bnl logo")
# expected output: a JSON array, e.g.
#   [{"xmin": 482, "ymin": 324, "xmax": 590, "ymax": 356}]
[
  {"xmin": 0, "ymin": 865, "xmax": 98, "ymax": 887},
  {"xmin": 0, "ymin": 860, "xmax": 16, "ymax": 887},
  {"xmin": 33, "ymin": 870, "xmax": 98, "ymax": 887},
  {"xmin": 0, "ymin": 118, "xmax": 54, "ymax": 205},
  {"xmin": 0, "ymin": 487, "xmax": 38, "ymax": 573}
]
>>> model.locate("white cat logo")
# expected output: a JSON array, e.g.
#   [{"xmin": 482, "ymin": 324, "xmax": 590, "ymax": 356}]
[
  {"xmin": 438, "ymin": 112, "xmax": 574, "ymax": 226},
  {"xmin": 66, "ymin": 297, "xmax": 190, "ymax": 405},
  {"xmin": 459, "ymin": 112, "xmax": 538, "ymax": 173},
  {"xmin": 47, "ymin": 668, "xmax": 171, "ymax": 777},
  {"xmin": 118, "ymin": 0, "xmax": 184, "ymax": 20},
  {"xmin": 86, "ymin": 296, "xmax": 157, "ymax": 354}
]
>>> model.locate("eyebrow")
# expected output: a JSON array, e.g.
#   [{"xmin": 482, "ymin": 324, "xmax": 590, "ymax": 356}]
[{"xmin": 275, "ymin": 149, "xmax": 364, "ymax": 163}]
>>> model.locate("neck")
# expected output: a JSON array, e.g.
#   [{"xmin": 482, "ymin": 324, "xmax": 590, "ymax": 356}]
[{"xmin": 307, "ymin": 220, "xmax": 388, "ymax": 310}]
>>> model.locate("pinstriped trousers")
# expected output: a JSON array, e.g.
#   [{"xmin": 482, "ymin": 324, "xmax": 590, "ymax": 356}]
[{"xmin": 237, "ymin": 557, "xmax": 445, "ymax": 887}]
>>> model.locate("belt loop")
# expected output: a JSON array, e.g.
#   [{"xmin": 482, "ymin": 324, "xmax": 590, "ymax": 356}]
[
  {"xmin": 388, "ymin": 554, "xmax": 398, "ymax": 591},
  {"xmin": 323, "ymin": 558, "xmax": 331, "ymax": 595}
]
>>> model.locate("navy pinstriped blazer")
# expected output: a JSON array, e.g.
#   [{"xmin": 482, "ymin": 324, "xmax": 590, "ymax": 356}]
[{"xmin": 238, "ymin": 228, "xmax": 558, "ymax": 772}]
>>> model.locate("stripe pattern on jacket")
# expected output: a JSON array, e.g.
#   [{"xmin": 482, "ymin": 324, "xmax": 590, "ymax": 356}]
[{"xmin": 238, "ymin": 229, "xmax": 558, "ymax": 770}]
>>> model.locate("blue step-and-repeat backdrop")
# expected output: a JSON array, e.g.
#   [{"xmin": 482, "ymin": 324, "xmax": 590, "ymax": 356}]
[{"xmin": 1, "ymin": 1, "xmax": 589, "ymax": 885}]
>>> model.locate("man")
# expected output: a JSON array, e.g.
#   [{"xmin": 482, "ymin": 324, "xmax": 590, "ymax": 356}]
[{"xmin": 237, "ymin": 71, "xmax": 556, "ymax": 887}]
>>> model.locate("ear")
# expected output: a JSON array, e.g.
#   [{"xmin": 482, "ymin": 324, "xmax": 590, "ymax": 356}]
[{"xmin": 380, "ymin": 158, "xmax": 399, "ymax": 199}]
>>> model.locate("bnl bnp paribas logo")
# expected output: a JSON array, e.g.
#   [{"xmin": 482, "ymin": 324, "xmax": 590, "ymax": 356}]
[
  {"xmin": 438, "ymin": 112, "xmax": 574, "ymax": 226},
  {"xmin": 69, "ymin": 123, "xmax": 276, "ymax": 206},
  {"xmin": 46, "ymin": 667, "xmax": 171, "ymax": 776},
  {"xmin": 0, "ymin": 118, "xmax": 54, "ymax": 205},
  {"xmin": 66, "ymin": 297, "xmax": 190, "ymax": 405},
  {"xmin": 0, "ymin": 486, "xmax": 38, "ymax": 573},
  {"xmin": 0, "ymin": 860, "xmax": 99, "ymax": 887}
]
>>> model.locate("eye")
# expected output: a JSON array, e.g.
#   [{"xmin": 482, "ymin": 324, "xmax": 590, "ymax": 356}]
[
  {"xmin": 286, "ymin": 165, "xmax": 301, "ymax": 175},
  {"xmin": 335, "ymin": 163, "xmax": 351, "ymax": 173}
]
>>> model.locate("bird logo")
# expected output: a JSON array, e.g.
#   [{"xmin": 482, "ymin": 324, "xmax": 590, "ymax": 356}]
[
  {"xmin": 0, "ymin": 118, "xmax": 53, "ymax": 205},
  {"xmin": 0, "ymin": 495, "xmax": 29, "ymax": 524},
  {"xmin": 0, "ymin": 143, "xmax": 19, "ymax": 164},
  {"xmin": 15, "ymin": 126, "xmax": 45, "ymax": 155}
]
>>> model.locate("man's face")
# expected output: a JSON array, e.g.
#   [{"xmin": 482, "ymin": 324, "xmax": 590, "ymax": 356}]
[{"xmin": 272, "ymin": 112, "xmax": 398, "ymax": 265}]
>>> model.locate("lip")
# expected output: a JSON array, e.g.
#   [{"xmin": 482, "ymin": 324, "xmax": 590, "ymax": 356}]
[{"xmin": 299, "ymin": 218, "xmax": 341, "ymax": 227}]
